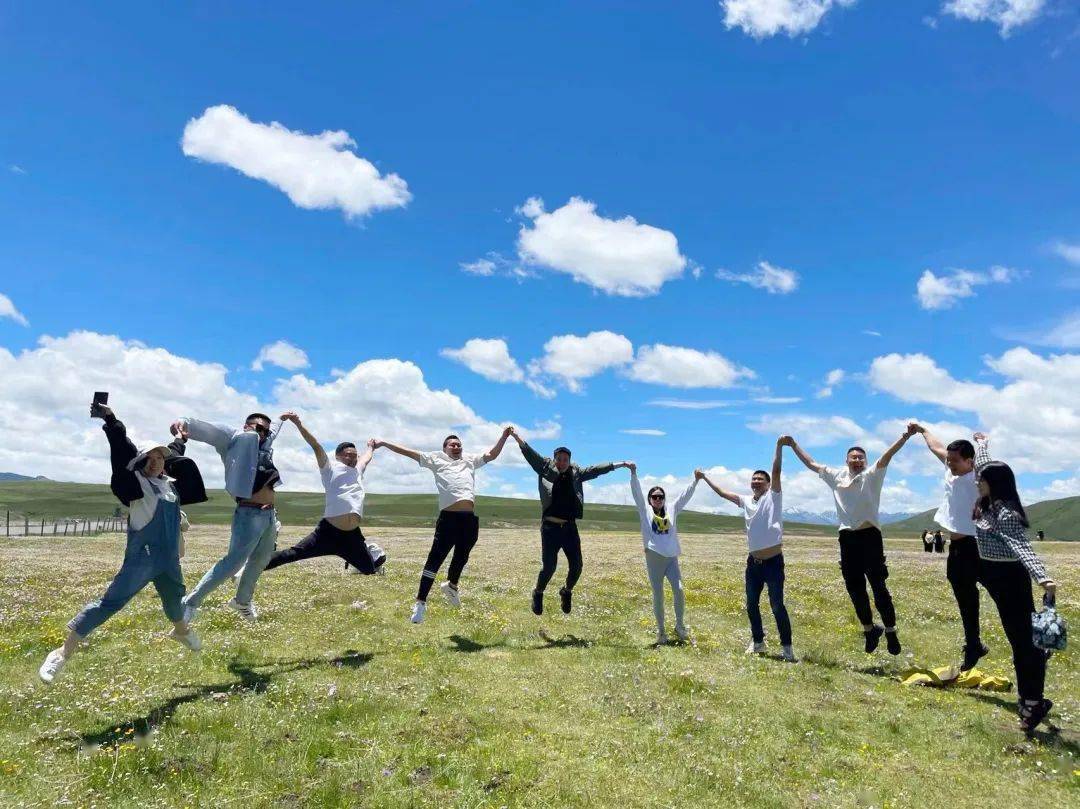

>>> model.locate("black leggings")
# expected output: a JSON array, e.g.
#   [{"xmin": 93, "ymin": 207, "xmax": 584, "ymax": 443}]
[
  {"xmin": 979, "ymin": 560, "xmax": 1046, "ymax": 701},
  {"xmin": 536, "ymin": 520, "xmax": 583, "ymax": 592},
  {"xmin": 264, "ymin": 519, "xmax": 381, "ymax": 574},
  {"xmin": 946, "ymin": 536, "xmax": 982, "ymax": 649},
  {"xmin": 838, "ymin": 526, "xmax": 897, "ymax": 628},
  {"xmin": 416, "ymin": 511, "xmax": 479, "ymax": 601}
]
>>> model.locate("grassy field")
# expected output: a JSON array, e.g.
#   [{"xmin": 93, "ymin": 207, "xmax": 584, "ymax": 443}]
[
  {"xmin": 891, "ymin": 494, "xmax": 1080, "ymax": 542},
  {"xmin": 0, "ymin": 525, "xmax": 1077, "ymax": 808}
]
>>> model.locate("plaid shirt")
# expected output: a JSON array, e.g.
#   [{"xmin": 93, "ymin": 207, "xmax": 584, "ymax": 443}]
[{"xmin": 973, "ymin": 441, "xmax": 1049, "ymax": 583}]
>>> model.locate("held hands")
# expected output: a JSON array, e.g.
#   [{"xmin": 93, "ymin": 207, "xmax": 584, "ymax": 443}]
[
  {"xmin": 626, "ymin": 461, "xmax": 637, "ymax": 474},
  {"xmin": 693, "ymin": 468, "xmax": 705, "ymax": 481},
  {"xmin": 907, "ymin": 422, "xmax": 925, "ymax": 435},
  {"xmin": 279, "ymin": 410, "xmax": 300, "ymax": 426},
  {"xmin": 502, "ymin": 425, "xmax": 516, "ymax": 440},
  {"xmin": 169, "ymin": 420, "xmax": 189, "ymax": 440},
  {"xmin": 777, "ymin": 435, "xmax": 794, "ymax": 447},
  {"xmin": 371, "ymin": 439, "xmax": 384, "ymax": 450},
  {"xmin": 366, "ymin": 438, "xmax": 377, "ymax": 450},
  {"xmin": 615, "ymin": 461, "xmax": 633, "ymax": 470},
  {"xmin": 973, "ymin": 431, "xmax": 988, "ymax": 444}
]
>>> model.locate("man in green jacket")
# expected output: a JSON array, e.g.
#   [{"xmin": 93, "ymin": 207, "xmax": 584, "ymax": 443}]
[{"xmin": 511, "ymin": 430, "xmax": 630, "ymax": 615}]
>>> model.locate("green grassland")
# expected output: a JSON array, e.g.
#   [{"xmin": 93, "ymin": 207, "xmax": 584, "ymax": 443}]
[
  {"xmin": 0, "ymin": 525, "xmax": 1076, "ymax": 807},
  {"xmin": 890, "ymin": 495, "xmax": 1080, "ymax": 541}
]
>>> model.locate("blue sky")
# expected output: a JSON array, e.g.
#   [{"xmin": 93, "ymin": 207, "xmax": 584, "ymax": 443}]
[{"xmin": 2, "ymin": 2, "xmax": 1079, "ymax": 518}]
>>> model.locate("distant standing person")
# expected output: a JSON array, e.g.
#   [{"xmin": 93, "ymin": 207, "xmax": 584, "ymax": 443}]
[
  {"xmin": 933, "ymin": 530, "xmax": 945, "ymax": 553},
  {"xmin": 375, "ymin": 427, "xmax": 513, "ymax": 624},
  {"xmin": 628, "ymin": 463, "xmax": 700, "ymax": 645},
  {"xmin": 171, "ymin": 410, "xmax": 285, "ymax": 624},
  {"xmin": 260, "ymin": 413, "xmax": 385, "ymax": 577},
  {"xmin": 699, "ymin": 436, "xmax": 795, "ymax": 662},
  {"xmin": 971, "ymin": 433, "xmax": 1057, "ymax": 733},
  {"xmin": 785, "ymin": 428, "xmax": 916, "ymax": 655},
  {"xmin": 40, "ymin": 401, "xmax": 208, "ymax": 683},
  {"xmin": 909, "ymin": 424, "xmax": 987, "ymax": 671},
  {"xmin": 511, "ymin": 430, "xmax": 631, "ymax": 615}
]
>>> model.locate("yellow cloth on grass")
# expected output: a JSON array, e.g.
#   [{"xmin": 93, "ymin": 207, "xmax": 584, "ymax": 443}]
[{"xmin": 898, "ymin": 665, "xmax": 1011, "ymax": 691}]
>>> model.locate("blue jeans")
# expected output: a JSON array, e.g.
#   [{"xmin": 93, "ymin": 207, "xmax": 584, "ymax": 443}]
[
  {"xmin": 184, "ymin": 506, "xmax": 277, "ymax": 608},
  {"xmin": 745, "ymin": 553, "xmax": 792, "ymax": 646}
]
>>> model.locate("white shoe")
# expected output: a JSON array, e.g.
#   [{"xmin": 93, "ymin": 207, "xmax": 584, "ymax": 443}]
[
  {"xmin": 410, "ymin": 601, "xmax": 427, "ymax": 624},
  {"xmin": 169, "ymin": 627, "xmax": 202, "ymax": 652},
  {"xmin": 182, "ymin": 603, "xmax": 198, "ymax": 625},
  {"xmin": 38, "ymin": 649, "xmax": 67, "ymax": 684},
  {"xmin": 227, "ymin": 598, "xmax": 258, "ymax": 623},
  {"xmin": 675, "ymin": 625, "xmax": 690, "ymax": 643},
  {"xmin": 440, "ymin": 581, "xmax": 461, "ymax": 608},
  {"xmin": 655, "ymin": 632, "xmax": 669, "ymax": 646},
  {"xmin": 745, "ymin": 641, "xmax": 766, "ymax": 655},
  {"xmin": 781, "ymin": 645, "xmax": 797, "ymax": 662}
]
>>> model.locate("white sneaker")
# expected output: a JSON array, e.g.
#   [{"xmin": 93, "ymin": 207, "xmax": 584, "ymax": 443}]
[
  {"xmin": 675, "ymin": 625, "xmax": 691, "ymax": 643},
  {"xmin": 440, "ymin": 581, "xmax": 461, "ymax": 607},
  {"xmin": 169, "ymin": 627, "xmax": 202, "ymax": 652},
  {"xmin": 227, "ymin": 598, "xmax": 258, "ymax": 623},
  {"xmin": 781, "ymin": 645, "xmax": 797, "ymax": 662},
  {"xmin": 410, "ymin": 601, "xmax": 427, "ymax": 624},
  {"xmin": 655, "ymin": 632, "xmax": 669, "ymax": 646},
  {"xmin": 38, "ymin": 649, "xmax": 67, "ymax": 684},
  {"xmin": 745, "ymin": 641, "xmax": 766, "ymax": 655},
  {"xmin": 182, "ymin": 603, "xmax": 198, "ymax": 625}
]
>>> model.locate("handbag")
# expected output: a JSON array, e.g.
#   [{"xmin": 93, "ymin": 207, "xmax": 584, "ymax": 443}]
[{"xmin": 1031, "ymin": 592, "xmax": 1067, "ymax": 652}]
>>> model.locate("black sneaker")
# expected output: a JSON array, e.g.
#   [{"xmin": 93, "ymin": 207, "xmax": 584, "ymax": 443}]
[
  {"xmin": 864, "ymin": 625, "xmax": 884, "ymax": 653},
  {"xmin": 1019, "ymin": 698, "xmax": 1053, "ymax": 734},
  {"xmin": 961, "ymin": 641, "xmax": 989, "ymax": 671},
  {"xmin": 885, "ymin": 630, "xmax": 902, "ymax": 656},
  {"xmin": 531, "ymin": 589, "xmax": 543, "ymax": 616},
  {"xmin": 559, "ymin": 587, "xmax": 572, "ymax": 614}
]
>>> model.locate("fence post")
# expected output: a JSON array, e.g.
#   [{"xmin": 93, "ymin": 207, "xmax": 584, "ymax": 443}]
[
  {"xmin": 40, "ymin": 518, "xmax": 45, "ymax": 536},
  {"xmin": 24, "ymin": 515, "xmax": 29, "ymax": 535}
]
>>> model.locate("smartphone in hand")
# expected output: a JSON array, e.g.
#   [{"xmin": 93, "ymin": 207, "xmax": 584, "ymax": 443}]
[{"xmin": 91, "ymin": 391, "xmax": 109, "ymax": 418}]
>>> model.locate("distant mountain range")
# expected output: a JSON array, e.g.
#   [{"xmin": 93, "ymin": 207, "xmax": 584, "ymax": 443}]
[
  {"xmin": 0, "ymin": 473, "xmax": 48, "ymax": 482},
  {"xmin": 782, "ymin": 509, "xmax": 915, "ymax": 526}
]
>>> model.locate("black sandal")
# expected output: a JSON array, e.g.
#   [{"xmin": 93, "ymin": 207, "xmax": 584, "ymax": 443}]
[{"xmin": 1018, "ymin": 698, "xmax": 1053, "ymax": 733}]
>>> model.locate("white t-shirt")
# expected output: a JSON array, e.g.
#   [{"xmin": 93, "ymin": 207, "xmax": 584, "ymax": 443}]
[
  {"xmin": 819, "ymin": 465, "xmax": 886, "ymax": 530},
  {"xmin": 934, "ymin": 470, "xmax": 978, "ymax": 536},
  {"xmin": 417, "ymin": 451, "xmax": 487, "ymax": 511},
  {"xmin": 320, "ymin": 460, "xmax": 365, "ymax": 519},
  {"xmin": 737, "ymin": 489, "xmax": 783, "ymax": 552}
]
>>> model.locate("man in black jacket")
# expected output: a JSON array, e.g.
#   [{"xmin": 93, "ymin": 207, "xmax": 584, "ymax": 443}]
[{"xmin": 511, "ymin": 429, "xmax": 630, "ymax": 615}]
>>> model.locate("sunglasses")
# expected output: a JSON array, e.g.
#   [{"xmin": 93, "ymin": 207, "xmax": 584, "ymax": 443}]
[
  {"xmin": 247, "ymin": 422, "xmax": 269, "ymax": 434},
  {"xmin": 650, "ymin": 493, "xmax": 666, "ymax": 500}
]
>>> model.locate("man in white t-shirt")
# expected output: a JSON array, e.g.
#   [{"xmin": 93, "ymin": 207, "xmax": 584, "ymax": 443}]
[
  {"xmin": 700, "ymin": 436, "xmax": 795, "ymax": 662},
  {"xmin": 909, "ymin": 423, "xmax": 986, "ymax": 670},
  {"xmin": 260, "ymin": 412, "xmax": 385, "ymax": 577},
  {"xmin": 786, "ymin": 426, "xmax": 916, "ymax": 655},
  {"xmin": 375, "ymin": 427, "xmax": 513, "ymax": 623}
]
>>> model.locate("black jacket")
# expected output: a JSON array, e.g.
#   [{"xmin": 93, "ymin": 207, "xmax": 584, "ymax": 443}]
[{"xmin": 103, "ymin": 415, "xmax": 208, "ymax": 507}]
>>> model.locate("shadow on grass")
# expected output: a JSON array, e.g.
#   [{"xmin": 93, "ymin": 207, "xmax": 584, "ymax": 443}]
[
  {"xmin": 530, "ymin": 631, "xmax": 592, "ymax": 650},
  {"xmin": 447, "ymin": 634, "xmax": 506, "ymax": 653},
  {"xmin": 72, "ymin": 650, "xmax": 373, "ymax": 750}
]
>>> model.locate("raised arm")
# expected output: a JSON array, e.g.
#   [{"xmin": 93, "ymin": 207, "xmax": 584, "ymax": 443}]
[
  {"xmin": 909, "ymin": 422, "xmax": 947, "ymax": 466},
  {"xmin": 514, "ymin": 432, "xmax": 557, "ymax": 481},
  {"xmin": 786, "ymin": 437, "xmax": 825, "ymax": 474},
  {"xmin": 671, "ymin": 474, "xmax": 700, "ymax": 516},
  {"xmin": 874, "ymin": 425, "xmax": 917, "ymax": 471},
  {"xmin": 699, "ymin": 469, "xmax": 741, "ymax": 507},
  {"xmin": 373, "ymin": 438, "xmax": 422, "ymax": 463},
  {"xmin": 280, "ymin": 411, "xmax": 328, "ymax": 469},
  {"xmin": 973, "ymin": 432, "xmax": 992, "ymax": 474},
  {"xmin": 628, "ymin": 463, "xmax": 647, "ymax": 515},
  {"xmin": 483, "ymin": 425, "xmax": 514, "ymax": 463},
  {"xmin": 579, "ymin": 460, "xmax": 626, "ymax": 482},
  {"xmin": 771, "ymin": 437, "xmax": 784, "ymax": 492},
  {"xmin": 171, "ymin": 417, "xmax": 232, "ymax": 453},
  {"xmin": 95, "ymin": 405, "xmax": 143, "ymax": 504},
  {"xmin": 357, "ymin": 438, "xmax": 376, "ymax": 474}
]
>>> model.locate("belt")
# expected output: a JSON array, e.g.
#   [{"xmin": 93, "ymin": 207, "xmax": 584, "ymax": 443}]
[{"xmin": 236, "ymin": 500, "xmax": 274, "ymax": 510}]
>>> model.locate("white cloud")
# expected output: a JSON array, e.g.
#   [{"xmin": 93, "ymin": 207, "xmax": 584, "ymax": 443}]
[
  {"xmin": 1020, "ymin": 311, "xmax": 1080, "ymax": 350},
  {"xmin": 0, "ymin": 293, "xmax": 29, "ymax": 327},
  {"xmin": 815, "ymin": 368, "xmax": 846, "ymax": 399},
  {"xmin": 9, "ymin": 165, "xmax": 26, "ymax": 175},
  {"xmin": 252, "ymin": 340, "xmax": 310, "ymax": 372},
  {"xmin": 746, "ymin": 413, "xmax": 875, "ymax": 449},
  {"xmin": 0, "ymin": 330, "xmax": 558, "ymax": 495},
  {"xmin": 440, "ymin": 338, "xmax": 524, "ymax": 383},
  {"xmin": 754, "ymin": 396, "xmax": 803, "ymax": 404},
  {"xmin": 530, "ymin": 330, "xmax": 634, "ymax": 393},
  {"xmin": 862, "ymin": 329, "xmax": 882, "ymax": 337},
  {"xmin": 1053, "ymin": 241, "xmax": 1080, "ymax": 266},
  {"xmin": 181, "ymin": 105, "xmax": 410, "ymax": 219},
  {"xmin": 942, "ymin": 0, "xmax": 1046, "ymax": 37},
  {"xmin": 460, "ymin": 258, "xmax": 496, "ymax": 276},
  {"xmin": 620, "ymin": 429, "xmax": 666, "ymax": 436},
  {"xmin": 716, "ymin": 261, "xmax": 799, "ymax": 294},
  {"xmin": 627, "ymin": 344, "xmax": 755, "ymax": 389},
  {"xmin": 648, "ymin": 399, "xmax": 739, "ymax": 409},
  {"xmin": 916, "ymin": 266, "xmax": 1018, "ymax": 310},
  {"xmin": 868, "ymin": 348, "xmax": 1080, "ymax": 473},
  {"xmin": 721, "ymin": 0, "xmax": 857, "ymax": 39},
  {"xmin": 516, "ymin": 197, "xmax": 687, "ymax": 297}
]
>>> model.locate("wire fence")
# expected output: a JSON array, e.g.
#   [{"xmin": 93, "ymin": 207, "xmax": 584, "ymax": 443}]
[{"xmin": 2, "ymin": 511, "xmax": 128, "ymax": 537}]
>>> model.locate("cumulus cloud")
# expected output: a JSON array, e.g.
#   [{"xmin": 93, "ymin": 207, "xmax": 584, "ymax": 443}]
[
  {"xmin": 721, "ymin": 0, "xmax": 857, "ymax": 39},
  {"xmin": 916, "ymin": 266, "xmax": 1017, "ymax": 310},
  {"xmin": 716, "ymin": 261, "xmax": 799, "ymax": 294},
  {"xmin": 627, "ymin": 344, "xmax": 755, "ymax": 389},
  {"xmin": 252, "ymin": 340, "xmax": 310, "ymax": 372},
  {"xmin": 942, "ymin": 0, "xmax": 1046, "ymax": 37},
  {"xmin": 528, "ymin": 330, "xmax": 635, "ymax": 393},
  {"xmin": 181, "ymin": 105, "xmax": 411, "ymax": 219},
  {"xmin": 815, "ymin": 368, "xmax": 846, "ymax": 399},
  {"xmin": 0, "ymin": 293, "xmax": 29, "ymax": 326},
  {"xmin": 1053, "ymin": 241, "xmax": 1080, "ymax": 266},
  {"xmin": 0, "ymin": 330, "xmax": 558, "ymax": 495},
  {"xmin": 516, "ymin": 197, "xmax": 687, "ymax": 297},
  {"xmin": 868, "ymin": 348, "xmax": 1080, "ymax": 472},
  {"xmin": 440, "ymin": 338, "xmax": 524, "ymax": 383}
]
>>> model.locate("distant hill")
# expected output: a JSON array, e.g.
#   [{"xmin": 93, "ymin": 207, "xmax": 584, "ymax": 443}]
[
  {"xmin": 0, "ymin": 473, "xmax": 48, "ymax": 482},
  {"xmin": 0, "ymin": 479, "xmax": 841, "ymax": 535},
  {"xmin": 889, "ymin": 495, "xmax": 1080, "ymax": 541},
  {"xmin": 784, "ymin": 509, "xmax": 915, "ymax": 526}
]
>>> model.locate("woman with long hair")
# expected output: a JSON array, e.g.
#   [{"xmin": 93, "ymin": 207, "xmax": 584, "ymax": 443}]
[
  {"xmin": 972, "ymin": 432, "xmax": 1057, "ymax": 733},
  {"xmin": 628, "ymin": 463, "xmax": 701, "ymax": 645}
]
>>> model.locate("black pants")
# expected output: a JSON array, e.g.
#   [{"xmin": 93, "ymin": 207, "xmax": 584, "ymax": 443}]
[
  {"xmin": 979, "ymin": 560, "xmax": 1046, "ymax": 701},
  {"xmin": 264, "ymin": 519, "xmax": 380, "ymax": 574},
  {"xmin": 946, "ymin": 536, "xmax": 982, "ymax": 649},
  {"xmin": 536, "ymin": 520, "xmax": 583, "ymax": 592},
  {"xmin": 838, "ymin": 526, "xmax": 896, "ymax": 628},
  {"xmin": 416, "ymin": 511, "xmax": 479, "ymax": 601}
]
